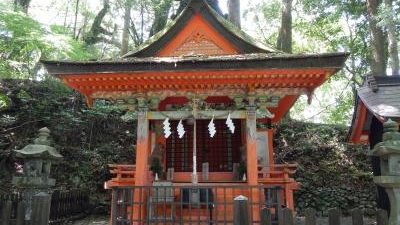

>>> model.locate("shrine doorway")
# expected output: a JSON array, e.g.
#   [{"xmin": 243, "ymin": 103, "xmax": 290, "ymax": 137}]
[{"xmin": 165, "ymin": 119, "xmax": 242, "ymax": 173}]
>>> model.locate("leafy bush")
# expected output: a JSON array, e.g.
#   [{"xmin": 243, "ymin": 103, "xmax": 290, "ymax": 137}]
[
  {"xmin": 0, "ymin": 79, "xmax": 136, "ymax": 193},
  {"xmin": 273, "ymin": 119, "xmax": 375, "ymax": 214}
]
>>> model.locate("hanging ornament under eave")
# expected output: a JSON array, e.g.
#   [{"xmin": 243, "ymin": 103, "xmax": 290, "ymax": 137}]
[
  {"xmin": 163, "ymin": 118, "xmax": 172, "ymax": 138},
  {"xmin": 177, "ymin": 119, "xmax": 185, "ymax": 138},
  {"xmin": 226, "ymin": 113, "xmax": 235, "ymax": 134},
  {"xmin": 208, "ymin": 116, "xmax": 216, "ymax": 138}
]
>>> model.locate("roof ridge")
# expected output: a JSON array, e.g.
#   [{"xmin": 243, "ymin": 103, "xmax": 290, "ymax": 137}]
[{"xmin": 366, "ymin": 74, "xmax": 379, "ymax": 92}]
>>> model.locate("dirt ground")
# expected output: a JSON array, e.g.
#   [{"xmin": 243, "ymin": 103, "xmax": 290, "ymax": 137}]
[{"xmin": 68, "ymin": 215, "xmax": 378, "ymax": 225}]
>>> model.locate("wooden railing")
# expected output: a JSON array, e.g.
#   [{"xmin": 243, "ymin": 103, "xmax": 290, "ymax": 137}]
[
  {"xmin": 105, "ymin": 164, "xmax": 136, "ymax": 188},
  {"xmin": 109, "ymin": 164, "xmax": 136, "ymax": 182},
  {"xmin": 106, "ymin": 163, "xmax": 298, "ymax": 185},
  {"xmin": 110, "ymin": 185, "xmax": 282, "ymax": 225},
  {"xmin": 257, "ymin": 163, "xmax": 299, "ymax": 210},
  {"xmin": 257, "ymin": 163, "xmax": 298, "ymax": 181}
]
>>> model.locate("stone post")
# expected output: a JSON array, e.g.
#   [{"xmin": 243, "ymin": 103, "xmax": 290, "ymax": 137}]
[
  {"xmin": 233, "ymin": 195, "xmax": 249, "ymax": 225},
  {"xmin": 12, "ymin": 127, "xmax": 63, "ymax": 224},
  {"xmin": 372, "ymin": 119, "xmax": 400, "ymax": 225}
]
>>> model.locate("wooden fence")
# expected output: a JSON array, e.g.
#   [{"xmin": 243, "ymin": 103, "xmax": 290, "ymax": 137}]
[
  {"xmin": 0, "ymin": 194, "xmax": 50, "ymax": 225},
  {"xmin": 50, "ymin": 189, "xmax": 89, "ymax": 224},
  {"xmin": 0, "ymin": 189, "xmax": 89, "ymax": 225},
  {"xmin": 260, "ymin": 207, "xmax": 388, "ymax": 225}
]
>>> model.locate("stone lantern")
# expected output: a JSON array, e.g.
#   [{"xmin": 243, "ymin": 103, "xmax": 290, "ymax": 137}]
[
  {"xmin": 372, "ymin": 119, "xmax": 400, "ymax": 225},
  {"xmin": 12, "ymin": 127, "xmax": 63, "ymax": 220}
]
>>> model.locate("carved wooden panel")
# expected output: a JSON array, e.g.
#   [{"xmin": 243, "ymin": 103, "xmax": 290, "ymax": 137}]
[{"xmin": 170, "ymin": 31, "xmax": 227, "ymax": 56}]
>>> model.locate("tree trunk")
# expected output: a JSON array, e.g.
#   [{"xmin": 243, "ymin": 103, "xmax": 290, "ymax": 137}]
[
  {"xmin": 83, "ymin": 0, "xmax": 112, "ymax": 45},
  {"xmin": 228, "ymin": 0, "xmax": 241, "ymax": 28},
  {"xmin": 385, "ymin": 0, "xmax": 399, "ymax": 75},
  {"xmin": 367, "ymin": 0, "xmax": 387, "ymax": 76},
  {"xmin": 73, "ymin": 0, "xmax": 80, "ymax": 40},
  {"xmin": 121, "ymin": 0, "xmax": 132, "ymax": 56},
  {"xmin": 13, "ymin": 0, "xmax": 31, "ymax": 13},
  {"xmin": 149, "ymin": 0, "xmax": 173, "ymax": 37},
  {"xmin": 277, "ymin": 0, "xmax": 293, "ymax": 119},
  {"xmin": 277, "ymin": 0, "xmax": 292, "ymax": 53}
]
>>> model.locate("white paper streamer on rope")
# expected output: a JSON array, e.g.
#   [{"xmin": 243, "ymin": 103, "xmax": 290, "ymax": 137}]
[
  {"xmin": 177, "ymin": 119, "xmax": 185, "ymax": 138},
  {"xmin": 193, "ymin": 155, "xmax": 197, "ymax": 175},
  {"xmin": 163, "ymin": 118, "xmax": 172, "ymax": 138},
  {"xmin": 226, "ymin": 113, "xmax": 235, "ymax": 134},
  {"xmin": 208, "ymin": 116, "xmax": 216, "ymax": 137}
]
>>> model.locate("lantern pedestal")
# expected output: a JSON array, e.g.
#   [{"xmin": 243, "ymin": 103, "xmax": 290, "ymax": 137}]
[{"xmin": 372, "ymin": 120, "xmax": 400, "ymax": 225}]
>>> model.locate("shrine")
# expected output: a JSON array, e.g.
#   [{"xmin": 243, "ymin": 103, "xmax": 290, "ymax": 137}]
[
  {"xmin": 41, "ymin": 0, "xmax": 348, "ymax": 224},
  {"xmin": 348, "ymin": 75, "xmax": 400, "ymax": 212}
]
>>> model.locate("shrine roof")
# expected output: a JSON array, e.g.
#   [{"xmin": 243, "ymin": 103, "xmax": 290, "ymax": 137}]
[
  {"xmin": 40, "ymin": 0, "xmax": 349, "ymax": 124},
  {"xmin": 357, "ymin": 76, "xmax": 400, "ymax": 119},
  {"xmin": 122, "ymin": 0, "xmax": 276, "ymax": 57},
  {"xmin": 347, "ymin": 75, "xmax": 400, "ymax": 143},
  {"xmin": 41, "ymin": 52, "xmax": 348, "ymax": 75}
]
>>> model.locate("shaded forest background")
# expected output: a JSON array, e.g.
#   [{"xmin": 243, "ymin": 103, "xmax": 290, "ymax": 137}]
[{"xmin": 1, "ymin": 0, "xmax": 399, "ymax": 215}]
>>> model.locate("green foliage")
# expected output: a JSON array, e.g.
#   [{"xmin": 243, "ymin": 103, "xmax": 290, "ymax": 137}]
[
  {"xmin": 48, "ymin": 25, "xmax": 97, "ymax": 60},
  {"xmin": 237, "ymin": 160, "xmax": 246, "ymax": 178},
  {"xmin": 0, "ymin": 79, "xmax": 136, "ymax": 192},
  {"xmin": 243, "ymin": 0, "xmax": 374, "ymax": 124},
  {"xmin": 0, "ymin": 9, "xmax": 50, "ymax": 79},
  {"xmin": 274, "ymin": 119, "xmax": 375, "ymax": 213},
  {"xmin": 0, "ymin": 93, "xmax": 11, "ymax": 111},
  {"xmin": 0, "ymin": 4, "xmax": 109, "ymax": 80},
  {"xmin": 150, "ymin": 157, "xmax": 163, "ymax": 178},
  {"xmin": 376, "ymin": 1, "xmax": 400, "ymax": 28},
  {"xmin": 291, "ymin": 77, "xmax": 355, "ymax": 125},
  {"xmin": 242, "ymin": 0, "xmax": 281, "ymax": 47}
]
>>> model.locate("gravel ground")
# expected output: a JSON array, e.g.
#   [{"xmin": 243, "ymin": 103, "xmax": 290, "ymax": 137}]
[
  {"xmin": 68, "ymin": 214, "xmax": 109, "ymax": 225},
  {"xmin": 69, "ymin": 215, "xmax": 378, "ymax": 225},
  {"xmin": 294, "ymin": 217, "xmax": 377, "ymax": 225}
]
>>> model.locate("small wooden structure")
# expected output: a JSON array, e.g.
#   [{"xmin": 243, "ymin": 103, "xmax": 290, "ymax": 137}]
[
  {"xmin": 348, "ymin": 75, "xmax": 400, "ymax": 211},
  {"xmin": 348, "ymin": 75, "xmax": 400, "ymax": 145},
  {"xmin": 42, "ymin": 0, "xmax": 348, "ymax": 223}
]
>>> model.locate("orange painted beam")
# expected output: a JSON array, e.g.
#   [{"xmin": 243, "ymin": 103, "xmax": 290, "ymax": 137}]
[
  {"xmin": 268, "ymin": 95, "xmax": 298, "ymax": 123},
  {"xmin": 58, "ymin": 69, "xmax": 331, "ymax": 88}
]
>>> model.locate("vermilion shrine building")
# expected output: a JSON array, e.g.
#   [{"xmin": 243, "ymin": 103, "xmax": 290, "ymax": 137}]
[{"xmin": 42, "ymin": 0, "xmax": 348, "ymax": 224}]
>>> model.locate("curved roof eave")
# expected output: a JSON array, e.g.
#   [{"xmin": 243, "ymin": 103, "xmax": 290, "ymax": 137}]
[{"xmin": 41, "ymin": 52, "xmax": 349, "ymax": 75}]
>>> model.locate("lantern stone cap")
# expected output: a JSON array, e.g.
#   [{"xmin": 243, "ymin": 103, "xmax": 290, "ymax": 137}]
[
  {"xmin": 372, "ymin": 144, "xmax": 400, "ymax": 156},
  {"xmin": 13, "ymin": 127, "xmax": 63, "ymax": 160},
  {"xmin": 371, "ymin": 119, "xmax": 400, "ymax": 156},
  {"xmin": 374, "ymin": 176, "xmax": 400, "ymax": 188}
]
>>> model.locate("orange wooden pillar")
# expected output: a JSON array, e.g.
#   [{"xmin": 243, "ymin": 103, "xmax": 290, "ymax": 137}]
[
  {"xmin": 136, "ymin": 109, "xmax": 149, "ymax": 185},
  {"xmin": 246, "ymin": 108, "xmax": 260, "ymax": 222},
  {"xmin": 267, "ymin": 128, "xmax": 274, "ymax": 166},
  {"xmin": 246, "ymin": 108, "xmax": 258, "ymax": 185},
  {"xmin": 133, "ymin": 109, "xmax": 149, "ymax": 223}
]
